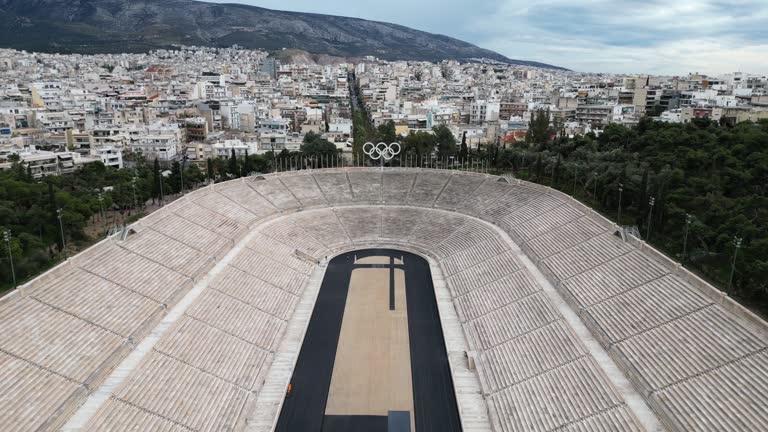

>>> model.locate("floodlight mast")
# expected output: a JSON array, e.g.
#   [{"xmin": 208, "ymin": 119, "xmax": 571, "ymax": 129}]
[{"xmin": 4, "ymin": 230, "xmax": 15, "ymax": 288}]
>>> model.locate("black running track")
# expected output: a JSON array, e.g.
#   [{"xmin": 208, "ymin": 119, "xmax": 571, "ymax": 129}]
[{"xmin": 275, "ymin": 249, "xmax": 462, "ymax": 432}]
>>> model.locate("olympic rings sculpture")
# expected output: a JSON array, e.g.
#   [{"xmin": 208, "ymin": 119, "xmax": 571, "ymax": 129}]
[{"xmin": 363, "ymin": 142, "xmax": 401, "ymax": 161}]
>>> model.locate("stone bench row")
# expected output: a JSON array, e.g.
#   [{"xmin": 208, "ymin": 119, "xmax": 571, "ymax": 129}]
[
  {"xmin": 489, "ymin": 358, "xmax": 636, "ymax": 432},
  {"xmin": 87, "ymin": 351, "xmax": 251, "ymax": 432}
]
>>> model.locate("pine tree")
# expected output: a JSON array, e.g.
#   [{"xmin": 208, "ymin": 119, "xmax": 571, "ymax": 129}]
[
  {"xmin": 206, "ymin": 157, "xmax": 214, "ymax": 182},
  {"xmin": 229, "ymin": 149, "xmax": 239, "ymax": 178},
  {"xmin": 433, "ymin": 124, "xmax": 456, "ymax": 159},
  {"xmin": 378, "ymin": 120, "xmax": 397, "ymax": 144},
  {"xmin": 152, "ymin": 158, "xmax": 161, "ymax": 203},
  {"xmin": 459, "ymin": 132, "xmax": 468, "ymax": 164},
  {"xmin": 243, "ymin": 150, "xmax": 253, "ymax": 176},
  {"xmin": 488, "ymin": 143, "xmax": 498, "ymax": 168},
  {"xmin": 170, "ymin": 161, "xmax": 182, "ymax": 194},
  {"xmin": 527, "ymin": 108, "xmax": 553, "ymax": 151}
]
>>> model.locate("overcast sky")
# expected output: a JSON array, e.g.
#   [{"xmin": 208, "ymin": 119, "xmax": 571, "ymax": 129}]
[{"xmin": 209, "ymin": 0, "xmax": 768, "ymax": 75}]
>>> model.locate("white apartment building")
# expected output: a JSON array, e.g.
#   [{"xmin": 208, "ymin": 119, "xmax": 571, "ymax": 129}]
[
  {"xmin": 129, "ymin": 134, "xmax": 179, "ymax": 161},
  {"xmin": 0, "ymin": 145, "xmax": 99, "ymax": 178},
  {"xmin": 660, "ymin": 109, "xmax": 682, "ymax": 123},
  {"xmin": 212, "ymin": 139, "xmax": 259, "ymax": 158},
  {"xmin": 258, "ymin": 132, "xmax": 287, "ymax": 152},
  {"xmin": 31, "ymin": 82, "xmax": 64, "ymax": 109},
  {"xmin": 34, "ymin": 111, "xmax": 75, "ymax": 134},
  {"xmin": 470, "ymin": 101, "xmax": 500, "ymax": 124},
  {"xmin": 92, "ymin": 146, "xmax": 123, "ymax": 169},
  {"xmin": 328, "ymin": 118, "xmax": 352, "ymax": 135}
]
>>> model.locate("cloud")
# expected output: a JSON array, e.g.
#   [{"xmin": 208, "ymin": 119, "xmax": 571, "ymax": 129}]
[
  {"xmin": 467, "ymin": 0, "xmax": 768, "ymax": 73},
  {"xmin": 208, "ymin": 0, "xmax": 768, "ymax": 74}
]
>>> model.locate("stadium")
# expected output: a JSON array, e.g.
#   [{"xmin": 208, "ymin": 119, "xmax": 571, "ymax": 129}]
[{"xmin": 1, "ymin": 167, "xmax": 766, "ymax": 432}]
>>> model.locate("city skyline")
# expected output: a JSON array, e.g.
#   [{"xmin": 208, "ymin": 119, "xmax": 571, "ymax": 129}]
[{"xmin": 212, "ymin": 0, "xmax": 768, "ymax": 75}]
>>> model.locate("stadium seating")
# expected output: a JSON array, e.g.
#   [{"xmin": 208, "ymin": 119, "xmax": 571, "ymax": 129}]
[{"xmin": 0, "ymin": 168, "xmax": 765, "ymax": 432}]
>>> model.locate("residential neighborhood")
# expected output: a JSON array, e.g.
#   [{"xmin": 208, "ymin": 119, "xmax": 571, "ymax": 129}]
[{"xmin": 2, "ymin": 46, "xmax": 767, "ymax": 174}]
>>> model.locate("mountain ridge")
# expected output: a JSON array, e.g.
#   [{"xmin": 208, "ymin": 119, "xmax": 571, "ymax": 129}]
[{"xmin": 0, "ymin": 0, "xmax": 567, "ymax": 70}]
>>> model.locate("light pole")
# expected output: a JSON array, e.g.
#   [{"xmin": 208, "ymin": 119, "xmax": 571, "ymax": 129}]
[
  {"xmin": 593, "ymin": 172, "xmax": 598, "ymax": 199},
  {"xmin": 99, "ymin": 191, "xmax": 106, "ymax": 231},
  {"xmin": 728, "ymin": 237, "xmax": 742, "ymax": 292},
  {"xmin": 159, "ymin": 171, "xmax": 165, "ymax": 206},
  {"xmin": 682, "ymin": 213, "xmax": 692, "ymax": 264},
  {"xmin": 617, "ymin": 183, "xmax": 624, "ymax": 224},
  {"xmin": 4, "ymin": 230, "xmax": 15, "ymax": 288},
  {"xmin": 180, "ymin": 159, "xmax": 185, "ymax": 195},
  {"xmin": 646, "ymin": 197, "xmax": 655, "ymax": 240},
  {"xmin": 99, "ymin": 190, "xmax": 107, "ymax": 219},
  {"xmin": 572, "ymin": 164, "xmax": 578, "ymax": 194},
  {"xmin": 57, "ymin": 208, "xmax": 66, "ymax": 257},
  {"xmin": 131, "ymin": 177, "xmax": 138, "ymax": 209}
]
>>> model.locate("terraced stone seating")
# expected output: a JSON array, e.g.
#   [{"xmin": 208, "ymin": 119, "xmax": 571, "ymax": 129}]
[{"xmin": 0, "ymin": 168, "xmax": 764, "ymax": 432}]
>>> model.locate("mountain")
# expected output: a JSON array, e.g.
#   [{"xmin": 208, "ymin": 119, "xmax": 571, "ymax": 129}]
[{"xmin": 0, "ymin": 0, "xmax": 566, "ymax": 70}]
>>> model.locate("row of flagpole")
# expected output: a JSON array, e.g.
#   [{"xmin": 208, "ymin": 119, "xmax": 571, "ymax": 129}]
[{"xmin": 268, "ymin": 153, "xmax": 491, "ymax": 174}]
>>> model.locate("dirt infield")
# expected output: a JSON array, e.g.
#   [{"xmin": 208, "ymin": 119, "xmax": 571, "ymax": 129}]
[
  {"xmin": 275, "ymin": 249, "xmax": 461, "ymax": 432},
  {"xmin": 325, "ymin": 265, "xmax": 415, "ymax": 430}
]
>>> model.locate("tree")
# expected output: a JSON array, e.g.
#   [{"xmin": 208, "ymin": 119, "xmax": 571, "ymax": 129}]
[
  {"xmin": 213, "ymin": 157, "xmax": 228, "ymax": 179},
  {"xmin": 403, "ymin": 131, "xmax": 438, "ymax": 159},
  {"xmin": 433, "ymin": 125, "xmax": 457, "ymax": 159},
  {"xmin": 534, "ymin": 155, "xmax": 543, "ymax": 181},
  {"xmin": 378, "ymin": 121, "xmax": 397, "ymax": 144},
  {"xmin": 526, "ymin": 108, "xmax": 553, "ymax": 150},
  {"xmin": 170, "ymin": 161, "xmax": 182, "ymax": 194},
  {"xmin": 249, "ymin": 153, "xmax": 269, "ymax": 173},
  {"xmin": 459, "ymin": 132, "xmax": 469, "ymax": 164},
  {"xmin": 637, "ymin": 116, "xmax": 653, "ymax": 134},
  {"xmin": 440, "ymin": 63, "xmax": 453, "ymax": 80},
  {"xmin": 152, "ymin": 158, "xmax": 161, "ymax": 203},
  {"xmin": 229, "ymin": 149, "xmax": 239, "ymax": 178},
  {"xmin": 243, "ymin": 150, "xmax": 253, "ymax": 176},
  {"xmin": 206, "ymin": 158, "xmax": 214, "ymax": 182},
  {"xmin": 552, "ymin": 155, "xmax": 561, "ymax": 186},
  {"xmin": 303, "ymin": 131, "xmax": 323, "ymax": 145},
  {"xmin": 488, "ymin": 142, "xmax": 499, "ymax": 169},
  {"xmin": 184, "ymin": 164, "xmax": 205, "ymax": 187},
  {"xmin": 352, "ymin": 112, "xmax": 367, "ymax": 161},
  {"xmin": 637, "ymin": 167, "xmax": 649, "ymax": 226},
  {"xmin": 302, "ymin": 134, "xmax": 338, "ymax": 160}
]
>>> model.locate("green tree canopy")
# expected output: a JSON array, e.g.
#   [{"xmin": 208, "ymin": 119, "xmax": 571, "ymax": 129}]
[
  {"xmin": 228, "ymin": 149, "xmax": 239, "ymax": 178},
  {"xmin": 377, "ymin": 121, "xmax": 397, "ymax": 144},
  {"xmin": 526, "ymin": 108, "xmax": 554, "ymax": 150},
  {"xmin": 433, "ymin": 125, "xmax": 457, "ymax": 159},
  {"xmin": 403, "ymin": 131, "xmax": 438, "ymax": 157},
  {"xmin": 459, "ymin": 131, "xmax": 469, "ymax": 163},
  {"xmin": 302, "ymin": 132, "xmax": 339, "ymax": 158}
]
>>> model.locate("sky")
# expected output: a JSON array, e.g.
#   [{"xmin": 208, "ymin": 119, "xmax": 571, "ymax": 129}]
[{"xmin": 208, "ymin": 0, "xmax": 768, "ymax": 75}]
